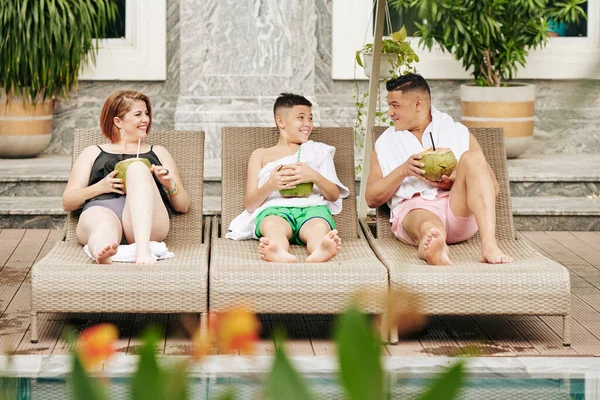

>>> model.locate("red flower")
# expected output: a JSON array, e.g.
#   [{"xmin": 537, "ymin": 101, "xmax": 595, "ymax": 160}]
[
  {"xmin": 76, "ymin": 324, "xmax": 118, "ymax": 370},
  {"xmin": 192, "ymin": 305, "xmax": 261, "ymax": 359}
]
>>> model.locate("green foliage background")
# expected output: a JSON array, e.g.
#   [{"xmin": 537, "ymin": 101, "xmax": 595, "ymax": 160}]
[
  {"xmin": 0, "ymin": 0, "xmax": 117, "ymax": 102},
  {"xmin": 390, "ymin": 0, "xmax": 587, "ymax": 86}
]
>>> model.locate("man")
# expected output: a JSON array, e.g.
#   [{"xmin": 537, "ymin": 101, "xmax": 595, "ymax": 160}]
[{"xmin": 365, "ymin": 73, "xmax": 513, "ymax": 265}]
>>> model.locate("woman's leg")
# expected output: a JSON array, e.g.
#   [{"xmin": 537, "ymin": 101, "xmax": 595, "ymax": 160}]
[
  {"xmin": 76, "ymin": 207, "xmax": 122, "ymax": 264},
  {"xmin": 258, "ymin": 215, "xmax": 297, "ymax": 263},
  {"xmin": 121, "ymin": 161, "xmax": 170, "ymax": 264},
  {"xmin": 299, "ymin": 218, "xmax": 341, "ymax": 263}
]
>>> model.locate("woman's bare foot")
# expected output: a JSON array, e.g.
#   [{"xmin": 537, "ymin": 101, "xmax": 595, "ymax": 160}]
[
  {"xmin": 306, "ymin": 230, "xmax": 341, "ymax": 263},
  {"xmin": 136, "ymin": 244, "xmax": 157, "ymax": 264},
  {"xmin": 95, "ymin": 242, "xmax": 119, "ymax": 264},
  {"xmin": 480, "ymin": 245, "xmax": 514, "ymax": 264},
  {"xmin": 258, "ymin": 237, "xmax": 297, "ymax": 263},
  {"xmin": 421, "ymin": 228, "xmax": 452, "ymax": 266}
]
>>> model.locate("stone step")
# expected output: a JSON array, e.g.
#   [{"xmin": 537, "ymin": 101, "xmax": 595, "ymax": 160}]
[
  {"xmin": 507, "ymin": 153, "xmax": 600, "ymax": 197},
  {"xmin": 0, "ymin": 196, "xmax": 222, "ymax": 230},
  {"xmin": 1, "ymin": 195, "xmax": 598, "ymax": 231},
  {"xmin": 2, "ymin": 153, "xmax": 599, "ymax": 198},
  {"xmin": 512, "ymin": 196, "xmax": 600, "ymax": 231}
]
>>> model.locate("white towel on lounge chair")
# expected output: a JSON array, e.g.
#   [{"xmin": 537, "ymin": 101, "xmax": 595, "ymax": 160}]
[
  {"xmin": 226, "ymin": 140, "xmax": 349, "ymax": 240},
  {"xmin": 375, "ymin": 105, "xmax": 470, "ymax": 217},
  {"xmin": 83, "ymin": 241, "xmax": 175, "ymax": 263}
]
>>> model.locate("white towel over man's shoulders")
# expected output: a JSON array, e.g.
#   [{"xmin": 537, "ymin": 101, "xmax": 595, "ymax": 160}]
[
  {"xmin": 375, "ymin": 106, "xmax": 470, "ymax": 217},
  {"xmin": 226, "ymin": 140, "xmax": 349, "ymax": 240}
]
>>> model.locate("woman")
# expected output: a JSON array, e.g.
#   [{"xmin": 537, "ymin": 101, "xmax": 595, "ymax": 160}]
[{"xmin": 63, "ymin": 90, "xmax": 190, "ymax": 264}]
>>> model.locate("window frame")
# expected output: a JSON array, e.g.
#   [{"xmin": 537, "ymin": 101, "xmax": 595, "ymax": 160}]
[
  {"xmin": 79, "ymin": 0, "xmax": 167, "ymax": 81},
  {"xmin": 331, "ymin": 0, "xmax": 600, "ymax": 80}
]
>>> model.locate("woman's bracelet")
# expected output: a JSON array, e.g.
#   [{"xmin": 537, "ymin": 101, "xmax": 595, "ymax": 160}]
[{"xmin": 163, "ymin": 180, "xmax": 180, "ymax": 196}]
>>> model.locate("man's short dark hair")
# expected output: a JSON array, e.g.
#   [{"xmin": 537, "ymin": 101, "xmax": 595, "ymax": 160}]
[
  {"xmin": 386, "ymin": 73, "xmax": 431, "ymax": 97},
  {"xmin": 273, "ymin": 92, "xmax": 312, "ymax": 116}
]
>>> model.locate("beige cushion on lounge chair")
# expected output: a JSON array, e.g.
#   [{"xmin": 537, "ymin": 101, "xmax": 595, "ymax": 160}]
[
  {"xmin": 30, "ymin": 129, "xmax": 210, "ymax": 343},
  {"xmin": 361, "ymin": 127, "xmax": 571, "ymax": 345},
  {"xmin": 210, "ymin": 127, "xmax": 389, "ymax": 329}
]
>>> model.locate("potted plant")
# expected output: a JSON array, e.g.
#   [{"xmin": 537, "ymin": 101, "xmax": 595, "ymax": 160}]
[
  {"xmin": 356, "ymin": 27, "xmax": 420, "ymax": 79},
  {"xmin": 390, "ymin": 0, "xmax": 586, "ymax": 158},
  {"xmin": 354, "ymin": 27, "xmax": 419, "ymax": 172},
  {"xmin": 0, "ymin": 0, "xmax": 117, "ymax": 158}
]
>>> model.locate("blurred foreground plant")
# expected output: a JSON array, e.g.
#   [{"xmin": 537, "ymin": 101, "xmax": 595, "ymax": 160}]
[{"xmin": 70, "ymin": 298, "xmax": 465, "ymax": 400}]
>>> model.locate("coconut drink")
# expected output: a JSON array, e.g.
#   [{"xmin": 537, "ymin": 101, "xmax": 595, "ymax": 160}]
[
  {"xmin": 279, "ymin": 182, "xmax": 314, "ymax": 198},
  {"xmin": 114, "ymin": 158, "xmax": 152, "ymax": 194},
  {"xmin": 419, "ymin": 147, "xmax": 457, "ymax": 182}
]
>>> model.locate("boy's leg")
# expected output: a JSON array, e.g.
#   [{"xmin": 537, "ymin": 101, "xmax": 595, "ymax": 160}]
[
  {"xmin": 299, "ymin": 218, "xmax": 341, "ymax": 263},
  {"xmin": 448, "ymin": 150, "xmax": 513, "ymax": 264},
  {"xmin": 258, "ymin": 215, "xmax": 297, "ymax": 263},
  {"xmin": 402, "ymin": 209, "xmax": 451, "ymax": 266}
]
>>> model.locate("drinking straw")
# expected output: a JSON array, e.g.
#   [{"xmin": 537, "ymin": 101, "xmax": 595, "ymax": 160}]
[
  {"xmin": 136, "ymin": 138, "xmax": 141, "ymax": 158},
  {"xmin": 429, "ymin": 132, "xmax": 436, "ymax": 151}
]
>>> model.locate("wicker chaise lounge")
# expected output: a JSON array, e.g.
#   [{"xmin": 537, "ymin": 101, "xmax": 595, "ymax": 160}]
[
  {"xmin": 360, "ymin": 127, "xmax": 571, "ymax": 345},
  {"xmin": 30, "ymin": 129, "xmax": 210, "ymax": 342},
  {"xmin": 210, "ymin": 127, "xmax": 390, "ymax": 336}
]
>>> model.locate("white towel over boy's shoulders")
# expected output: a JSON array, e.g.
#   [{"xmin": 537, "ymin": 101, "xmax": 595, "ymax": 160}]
[
  {"xmin": 226, "ymin": 140, "xmax": 350, "ymax": 240},
  {"xmin": 375, "ymin": 106, "xmax": 470, "ymax": 219}
]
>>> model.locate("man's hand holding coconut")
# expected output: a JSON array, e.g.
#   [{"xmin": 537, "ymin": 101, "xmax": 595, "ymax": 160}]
[{"xmin": 365, "ymin": 74, "xmax": 513, "ymax": 266}]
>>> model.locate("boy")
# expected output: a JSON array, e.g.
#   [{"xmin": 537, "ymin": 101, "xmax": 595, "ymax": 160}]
[{"xmin": 226, "ymin": 93, "xmax": 349, "ymax": 263}]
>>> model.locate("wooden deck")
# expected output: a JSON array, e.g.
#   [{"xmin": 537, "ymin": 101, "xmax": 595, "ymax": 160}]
[{"xmin": 1, "ymin": 229, "xmax": 600, "ymax": 357}]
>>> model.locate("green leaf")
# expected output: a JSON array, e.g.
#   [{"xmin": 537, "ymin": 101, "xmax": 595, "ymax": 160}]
[
  {"xmin": 216, "ymin": 389, "xmax": 236, "ymax": 400},
  {"xmin": 417, "ymin": 361, "xmax": 466, "ymax": 400},
  {"xmin": 162, "ymin": 360, "xmax": 190, "ymax": 400},
  {"xmin": 70, "ymin": 353, "xmax": 109, "ymax": 400},
  {"xmin": 265, "ymin": 342, "xmax": 314, "ymax": 400},
  {"xmin": 131, "ymin": 329, "xmax": 164, "ymax": 400},
  {"xmin": 336, "ymin": 304, "xmax": 384, "ymax": 400},
  {"xmin": 355, "ymin": 50, "xmax": 364, "ymax": 68},
  {"xmin": 392, "ymin": 26, "xmax": 407, "ymax": 42}
]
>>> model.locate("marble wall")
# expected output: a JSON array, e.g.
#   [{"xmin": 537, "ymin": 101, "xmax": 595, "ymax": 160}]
[{"xmin": 48, "ymin": 0, "xmax": 600, "ymax": 160}]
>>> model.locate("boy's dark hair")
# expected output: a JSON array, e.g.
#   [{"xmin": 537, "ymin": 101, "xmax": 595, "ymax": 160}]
[
  {"xmin": 386, "ymin": 73, "xmax": 431, "ymax": 97},
  {"xmin": 273, "ymin": 92, "xmax": 312, "ymax": 116}
]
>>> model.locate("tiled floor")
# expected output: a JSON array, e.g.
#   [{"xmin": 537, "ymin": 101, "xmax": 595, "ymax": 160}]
[{"xmin": 1, "ymin": 229, "xmax": 600, "ymax": 357}]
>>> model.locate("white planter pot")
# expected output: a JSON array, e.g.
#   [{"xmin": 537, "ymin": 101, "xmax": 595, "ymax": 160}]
[
  {"xmin": 0, "ymin": 91, "xmax": 54, "ymax": 158},
  {"xmin": 362, "ymin": 53, "xmax": 399, "ymax": 79},
  {"xmin": 460, "ymin": 83, "xmax": 535, "ymax": 158}
]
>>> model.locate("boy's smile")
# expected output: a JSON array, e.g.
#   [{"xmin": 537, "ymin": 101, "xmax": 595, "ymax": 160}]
[{"xmin": 278, "ymin": 105, "xmax": 313, "ymax": 143}]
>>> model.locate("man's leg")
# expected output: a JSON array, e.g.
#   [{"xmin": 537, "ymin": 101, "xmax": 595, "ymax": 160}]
[
  {"xmin": 402, "ymin": 209, "xmax": 451, "ymax": 265},
  {"xmin": 448, "ymin": 150, "xmax": 513, "ymax": 264},
  {"xmin": 258, "ymin": 215, "xmax": 297, "ymax": 263},
  {"xmin": 299, "ymin": 218, "xmax": 341, "ymax": 263}
]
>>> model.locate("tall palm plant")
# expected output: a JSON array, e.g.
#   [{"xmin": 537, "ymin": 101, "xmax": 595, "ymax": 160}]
[{"xmin": 0, "ymin": 0, "xmax": 118, "ymax": 101}]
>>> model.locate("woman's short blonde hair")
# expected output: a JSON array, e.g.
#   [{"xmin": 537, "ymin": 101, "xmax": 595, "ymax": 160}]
[{"xmin": 99, "ymin": 90, "xmax": 152, "ymax": 143}]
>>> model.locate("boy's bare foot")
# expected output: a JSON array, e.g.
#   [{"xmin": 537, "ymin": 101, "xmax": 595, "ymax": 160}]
[
  {"xmin": 95, "ymin": 242, "xmax": 119, "ymax": 264},
  {"xmin": 480, "ymin": 245, "xmax": 514, "ymax": 264},
  {"xmin": 421, "ymin": 228, "xmax": 452, "ymax": 266},
  {"xmin": 306, "ymin": 230, "xmax": 341, "ymax": 263},
  {"xmin": 258, "ymin": 237, "xmax": 297, "ymax": 263}
]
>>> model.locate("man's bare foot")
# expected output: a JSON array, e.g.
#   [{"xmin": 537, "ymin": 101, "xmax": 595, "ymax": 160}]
[
  {"xmin": 421, "ymin": 228, "xmax": 452, "ymax": 266},
  {"xmin": 95, "ymin": 242, "xmax": 119, "ymax": 264},
  {"xmin": 480, "ymin": 245, "xmax": 514, "ymax": 264},
  {"xmin": 306, "ymin": 230, "xmax": 341, "ymax": 263},
  {"xmin": 258, "ymin": 237, "xmax": 297, "ymax": 263}
]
